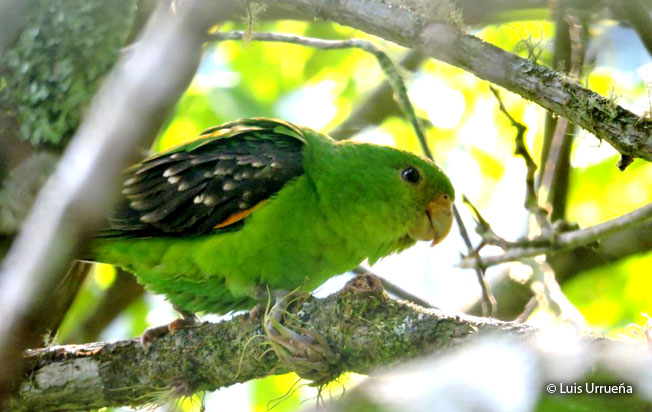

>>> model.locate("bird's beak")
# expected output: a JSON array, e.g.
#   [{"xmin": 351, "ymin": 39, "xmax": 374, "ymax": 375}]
[{"xmin": 407, "ymin": 194, "xmax": 454, "ymax": 246}]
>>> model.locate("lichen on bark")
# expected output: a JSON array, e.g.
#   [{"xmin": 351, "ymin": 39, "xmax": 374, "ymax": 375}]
[
  {"xmin": 9, "ymin": 286, "xmax": 537, "ymax": 412},
  {"xmin": 0, "ymin": 0, "xmax": 137, "ymax": 146}
]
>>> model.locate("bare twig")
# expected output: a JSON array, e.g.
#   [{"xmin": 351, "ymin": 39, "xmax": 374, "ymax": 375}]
[
  {"xmin": 209, "ymin": 30, "xmax": 432, "ymax": 158},
  {"xmin": 262, "ymin": 0, "xmax": 652, "ymax": 164},
  {"xmin": 489, "ymin": 86, "xmax": 551, "ymax": 235},
  {"xmin": 538, "ymin": 0, "xmax": 572, "ymax": 192},
  {"xmin": 460, "ymin": 201, "xmax": 652, "ymax": 268},
  {"xmin": 0, "ymin": 0, "xmax": 239, "ymax": 401},
  {"xmin": 538, "ymin": 12, "xmax": 585, "ymax": 221},
  {"xmin": 514, "ymin": 297, "xmax": 537, "ymax": 323},
  {"xmin": 453, "ymin": 204, "xmax": 496, "ymax": 317},
  {"xmin": 467, "ymin": 220, "xmax": 652, "ymax": 319},
  {"xmin": 331, "ymin": 51, "xmax": 426, "ymax": 140}
]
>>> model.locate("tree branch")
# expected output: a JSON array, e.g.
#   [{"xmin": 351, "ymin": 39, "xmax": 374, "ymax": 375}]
[
  {"xmin": 262, "ymin": 0, "xmax": 652, "ymax": 165},
  {"xmin": 61, "ymin": 268, "xmax": 145, "ymax": 344},
  {"xmin": 331, "ymin": 51, "xmax": 426, "ymax": 140},
  {"xmin": 209, "ymin": 30, "xmax": 432, "ymax": 158},
  {"xmin": 10, "ymin": 286, "xmax": 538, "ymax": 412},
  {"xmin": 468, "ymin": 219, "xmax": 652, "ymax": 319},
  {"xmin": 460, "ymin": 201, "xmax": 652, "ymax": 268},
  {"xmin": 313, "ymin": 333, "xmax": 652, "ymax": 412},
  {"xmin": 606, "ymin": 0, "xmax": 652, "ymax": 58},
  {"xmin": 0, "ymin": 0, "xmax": 240, "ymax": 401}
]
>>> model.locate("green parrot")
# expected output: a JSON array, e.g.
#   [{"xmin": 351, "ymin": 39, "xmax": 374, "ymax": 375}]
[{"xmin": 90, "ymin": 118, "xmax": 455, "ymax": 317}]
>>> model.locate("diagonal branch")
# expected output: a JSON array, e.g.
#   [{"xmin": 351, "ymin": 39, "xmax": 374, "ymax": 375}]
[
  {"xmin": 606, "ymin": 0, "xmax": 652, "ymax": 58},
  {"xmin": 209, "ymin": 30, "xmax": 431, "ymax": 158},
  {"xmin": 0, "ymin": 0, "xmax": 240, "ymax": 402},
  {"xmin": 489, "ymin": 86, "xmax": 551, "ymax": 234},
  {"xmin": 10, "ymin": 286, "xmax": 537, "ymax": 412},
  {"xmin": 454, "ymin": 203, "xmax": 497, "ymax": 316},
  {"xmin": 460, "ymin": 201, "xmax": 652, "ymax": 268},
  {"xmin": 331, "ymin": 51, "xmax": 426, "ymax": 140},
  {"xmin": 262, "ymin": 0, "xmax": 652, "ymax": 165}
]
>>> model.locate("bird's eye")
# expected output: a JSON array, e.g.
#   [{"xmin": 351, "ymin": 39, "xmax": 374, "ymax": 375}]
[{"xmin": 401, "ymin": 167, "xmax": 421, "ymax": 184}]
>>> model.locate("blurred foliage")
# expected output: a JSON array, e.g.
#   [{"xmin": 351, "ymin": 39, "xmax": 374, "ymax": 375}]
[
  {"xmin": 251, "ymin": 374, "xmax": 303, "ymax": 412},
  {"xmin": 43, "ymin": 9, "xmax": 652, "ymax": 412},
  {"xmin": 564, "ymin": 253, "xmax": 652, "ymax": 334},
  {"xmin": 0, "ymin": 0, "xmax": 136, "ymax": 146},
  {"xmin": 537, "ymin": 392, "xmax": 651, "ymax": 412}
]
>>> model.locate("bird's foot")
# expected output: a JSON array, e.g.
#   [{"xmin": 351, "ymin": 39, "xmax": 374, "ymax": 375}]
[
  {"xmin": 345, "ymin": 271, "xmax": 385, "ymax": 294},
  {"xmin": 140, "ymin": 308, "xmax": 199, "ymax": 349},
  {"xmin": 263, "ymin": 290, "xmax": 340, "ymax": 386},
  {"xmin": 248, "ymin": 302, "xmax": 266, "ymax": 321}
]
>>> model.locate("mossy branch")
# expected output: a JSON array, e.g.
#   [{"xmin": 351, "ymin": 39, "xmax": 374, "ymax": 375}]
[
  {"xmin": 11, "ymin": 286, "xmax": 537, "ymax": 412},
  {"xmin": 261, "ymin": 0, "xmax": 652, "ymax": 165}
]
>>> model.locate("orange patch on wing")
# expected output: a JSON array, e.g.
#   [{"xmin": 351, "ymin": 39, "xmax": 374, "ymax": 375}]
[{"xmin": 213, "ymin": 200, "xmax": 267, "ymax": 229}]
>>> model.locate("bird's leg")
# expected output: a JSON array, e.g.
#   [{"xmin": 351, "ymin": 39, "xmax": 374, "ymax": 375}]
[
  {"xmin": 140, "ymin": 305, "xmax": 200, "ymax": 348},
  {"xmin": 263, "ymin": 289, "xmax": 340, "ymax": 386},
  {"xmin": 248, "ymin": 285, "xmax": 273, "ymax": 321},
  {"xmin": 168, "ymin": 306, "xmax": 200, "ymax": 333}
]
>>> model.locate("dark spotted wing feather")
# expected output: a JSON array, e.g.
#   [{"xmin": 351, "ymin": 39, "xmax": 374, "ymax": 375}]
[{"xmin": 104, "ymin": 119, "xmax": 306, "ymax": 237}]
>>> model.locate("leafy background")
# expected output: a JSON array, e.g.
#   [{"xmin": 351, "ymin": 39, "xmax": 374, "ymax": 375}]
[{"xmin": 54, "ymin": 17, "xmax": 652, "ymax": 412}]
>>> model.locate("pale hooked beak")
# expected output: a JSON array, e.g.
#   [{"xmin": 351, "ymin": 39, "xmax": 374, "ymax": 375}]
[{"xmin": 407, "ymin": 194, "xmax": 454, "ymax": 246}]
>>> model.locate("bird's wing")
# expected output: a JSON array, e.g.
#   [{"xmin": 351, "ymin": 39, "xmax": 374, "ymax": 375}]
[{"xmin": 103, "ymin": 118, "xmax": 306, "ymax": 237}]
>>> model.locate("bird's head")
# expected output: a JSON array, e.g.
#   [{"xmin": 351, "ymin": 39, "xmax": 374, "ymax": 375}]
[
  {"xmin": 316, "ymin": 141, "xmax": 455, "ymax": 248},
  {"xmin": 388, "ymin": 150, "xmax": 455, "ymax": 246}
]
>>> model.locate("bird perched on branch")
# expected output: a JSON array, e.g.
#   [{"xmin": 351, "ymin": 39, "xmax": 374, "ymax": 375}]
[{"xmin": 89, "ymin": 118, "xmax": 454, "ymax": 325}]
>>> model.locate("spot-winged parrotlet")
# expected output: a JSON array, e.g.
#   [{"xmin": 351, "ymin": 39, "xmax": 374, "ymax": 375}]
[{"xmin": 89, "ymin": 118, "xmax": 455, "ymax": 315}]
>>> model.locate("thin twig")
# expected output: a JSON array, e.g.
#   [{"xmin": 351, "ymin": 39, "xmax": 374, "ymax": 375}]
[
  {"xmin": 331, "ymin": 51, "xmax": 426, "ymax": 140},
  {"xmin": 460, "ymin": 201, "xmax": 652, "ymax": 268},
  {"xmin": 462, "ymin": 196, "xmax": 554, "ymax": 250},
  {"xmin": 514, "ymin": 297, "xmax": 537, "ymax": 323},
  {"xmin": 453, "ymin": 204, "xmax": 496, "ymax": 316},
  {"xmin": 489, "ymin": 86, "xmax": 551, "ymax": 235},
  {"xmin": 208, "ymin": 31, "xmax": 433, "ymax": 159},
  {"xmin": 538, "ymin": 12, "xmax": 585, "ymax": 220}
]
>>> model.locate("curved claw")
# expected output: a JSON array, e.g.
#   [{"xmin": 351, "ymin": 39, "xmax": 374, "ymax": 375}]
[{"xmin": 263, "ymin": 291, "xmax": 340, "ymax": 385}]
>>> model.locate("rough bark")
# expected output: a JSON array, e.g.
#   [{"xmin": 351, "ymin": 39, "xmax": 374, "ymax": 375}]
[
  {"xmin": 3, "ymin": 0, "xmax": 651, "ymax": 410},
  {"xmin": 263, "ymin": 0, "xmax": 652, "ymax": 164},
  {"xmin": 10, "ymin": 286, "xmax": 537, "ymax": 412},
  {"xmin": 0, "ymin": 0, "xmax": 240, "ymax": 401}
]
